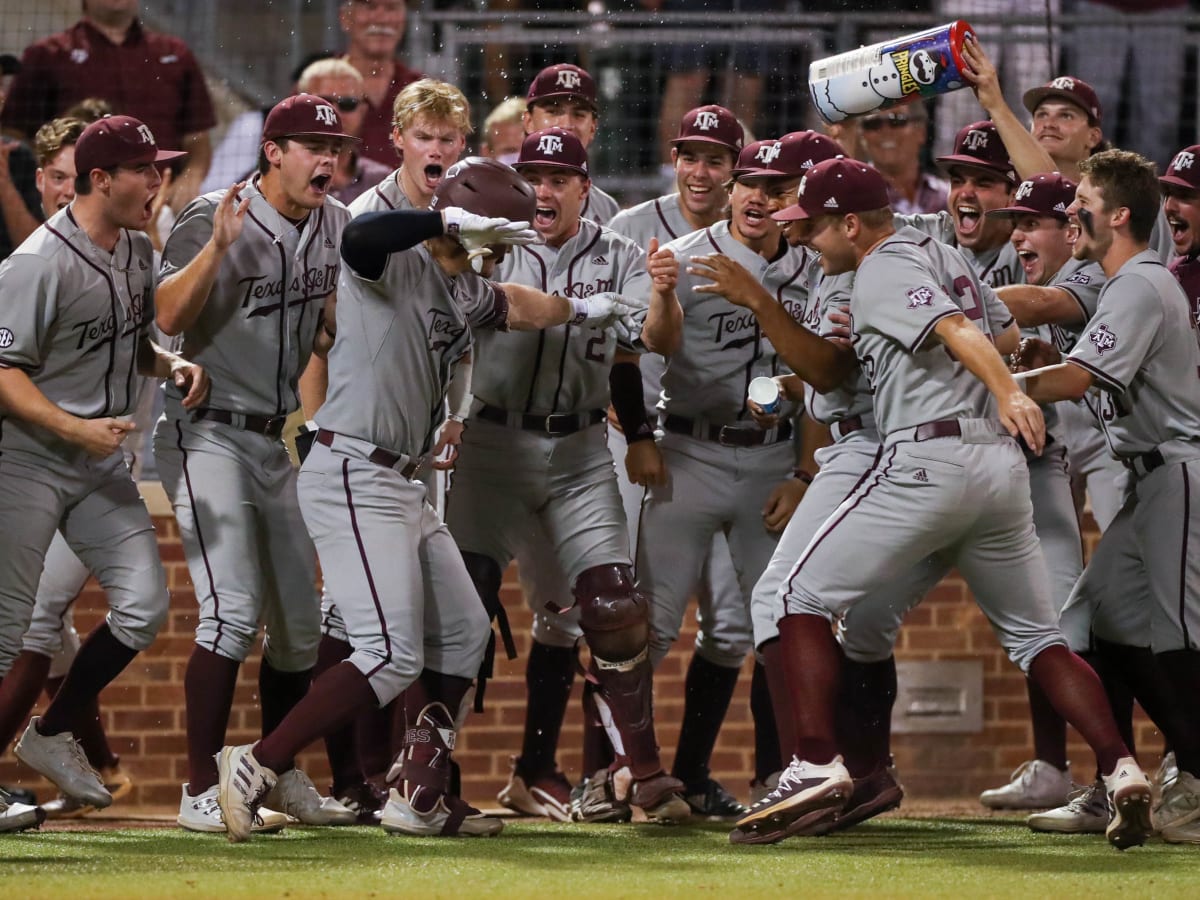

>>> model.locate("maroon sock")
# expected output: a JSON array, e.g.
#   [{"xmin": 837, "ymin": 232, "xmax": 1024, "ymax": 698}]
[
  {"xmin": 1153, "ymin": 648, "xmax": 1200, "ymax": 777},
  {"xmin": 670, "ymin": 653, "xmax": 739, "ymax": 789},
  {"xmin": 74, "ymin": 695, "xmax": 119, "ymax": 771},
  {"xmin": 258, "ymin": 660, "xmax": 313, "ymax": 773},
  {"xmin": 517, "ymin": 641, "xmax": 575, "ymax": 778},
  {"xmin": 314, "ymin": 635, "xmax": 361, "ymax": 792},
  {"xmin": 0, "ymin": 651, "xmax": 52, "ymax": 752},
  {"xmin": 760, "ymin": 639, "xmax": 798, "ymax": 770},
  {"xmin": 1026, "ymin": 676, "xmax": 1068, "ymax": 771},
  {"xmin": 185, "ymin": 646, "xmax": 241, "ymax": 793},
  {"xmin": 39, "ymin": 624, "xmax": 136, "ymax": 737},
  {"xmin": 836, "ymin": 654, "xmax": 897, "ymax": 777},
  {"xmin": 778, "ymin": 613, "xmax": 841, "ymax": 765},
  {"xmin": 580, "ymin": 683, "xmax": 614, "ymax": 774},
  {"xmin": 1028, "ymin": 644, "xmax": 1129, "ymax": 775},
  {"xmin": 751, "ymin": 660, "xmax": 782, "ymax": 781},
  {"xmin": 255, "ymin": 662, "xmax": 378, "ymax": 774},
  {"xmin": 351, "ymin": 701, "xmax": 392, "ymax": 783}
]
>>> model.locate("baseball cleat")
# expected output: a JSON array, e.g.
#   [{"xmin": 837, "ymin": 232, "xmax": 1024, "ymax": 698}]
[
  {"xmin": 820, "ymin": 762, "xmax": 905, "ymax": 835},
  {"xmin": 1102, "ymin": 756, "xmax": 1153, "ymax": 850},
  {"xmin": 1153, "ymin": 770, "xmax": 1200, "ymax": 842},
  {"xmin": 43, "ymin": 762, "xmax": 135, "ymax": 819},
  {"xmin": 748, "ymin": 771, "xmax": 780, "ymax": 806},
  {"xmin": 1026, "ymin": 780, "xmax": 1109, "ymax": 834},
  {"xmin": 629, "ymin": 772, "xmax": 692, "ymax": 825},
  {"xmin": 216, "ymin": 744, "xmax": 278, "ymax": 843},
  {"xmin": 683, "ymin": 777, "xmax": 747, "ymax": 820},
  {"xmin": 265, "ymin": 768, "xmax": 356, "ymax": 826},
  {"xmin": 979, "ymin": 759, "xmax": 1074, "ymax": 810},
  {"xmin": 177, "ymin": 783, "xmax": 288, "ymax": 834},
  {"xmin": 730, "ymin": 756, "xmax": 851, "ymax": 845},
  {"xmin": 1151, "ymin": 751, "xmax": 1179, "ymax": 807},
  {"xmin": 497, "ymin": 758, "xmax": 572, "ymax": 822},
  {"xmin": 569, "ymin": 770, "xmax": 633, "ymax": 824},
  {"xmin": 381, "ymin": 788, "xmax": 503, "ymax": 837},
  {"xmin": 14, "ymin": 717, "xmax": 112, "ymax": 809},
  {"xmin": 335, "ymin": 781, "xmax": 388, "ymax": 825},
  {"xmin": 0, "ymin": 788, "xmax": 45, "ymax": 833}
]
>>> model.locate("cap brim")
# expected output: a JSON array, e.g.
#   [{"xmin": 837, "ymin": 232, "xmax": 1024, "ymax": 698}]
[
  {"xmin": 771, "ymin": 204, "xmax": 812, "ymax": 222},
  {"xmin": 514, "ymin": 160, "xmax": 588, "ymax": 177},
  {"xmin": 935, "ymin": 155, "xmax": 1016, "ymax": 182},
  {"xmin": 671, "ymin": 135, "xmax": 740, "ymax": 151},
  {"xmin": 733, "ymin": 166, "xmax": 791, "ymax": 180},
  {"xmin": 986, "ymin": 204, "xmax": 1064, "ymax": 219},
  {"xmin": 527, "ymin": 93, "xmax": 597, "ymax": 111},
  {"xmin": 153, "ymin": 149, "xmax": 189, "ymax": 165},
  {"xmin": 1022, "ymin": 87, "xmax": 1097, "ymax": 123},
  {"xmin": 264, "ymin": 131, "xmax": 361, "ymax": 143},
  {"xmin": 1160, "ymin": 174, "xmax": 1200, "ymax": 192}
]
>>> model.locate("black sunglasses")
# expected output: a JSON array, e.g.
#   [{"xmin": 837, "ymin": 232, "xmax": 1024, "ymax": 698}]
[
  {"xmin": 861, "ymin": 113, "xmax": 921, "ymax": 131},
  {"xmin": 320, "ymin": 95, "xmax": 364, "ymax": 113}
]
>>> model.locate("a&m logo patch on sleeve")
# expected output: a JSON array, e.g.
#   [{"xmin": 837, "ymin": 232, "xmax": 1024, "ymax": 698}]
[{"xmin": 906, "ymin": 286, "xmax": 935, "ymax": 308}]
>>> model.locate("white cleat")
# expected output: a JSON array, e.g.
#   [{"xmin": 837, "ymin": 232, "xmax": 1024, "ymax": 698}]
[
  {"xmin": 1154, "ymin": 770, "xmax": 1200, "ymax": 844},
  {"xmin": 265, "ymin": 769, "xmax": 356, "ymax": 826},
  {"xmin": 1027, "ymin": 780, "xmax": 1109, "ymax": 834},
  {"xmin": 1102, "ymin": 756, "xmax": 1152, "ymax": 851},
  {"xmin": 177, "ymin": 783, "xmax": 287, "ymax": 835},
  {"xmin": 216, "ymin": 745, "xmax": 278, "ymax": 844},
  {"xmin": 980, "ymin": 760, "xmax": 1074, "ymax": 810},
  {"xmin": 0, "ymin": 789, "xmax": 46, "ymax": 833},
  {"xmin": 381, "ymin": 788, "xmax": 503, "ymax": 837},
  {"xmin": 14, "ymin": 717, "xmax": 111, "ymax": 809}
]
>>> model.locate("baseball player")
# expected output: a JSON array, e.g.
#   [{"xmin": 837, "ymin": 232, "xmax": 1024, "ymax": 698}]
[
  {"xmin": 636, "ymin": 135, "xmax": 817, "ymax": 812},
  {"xmin": 1162, "ymin": 144, "xmax": 1200, "ymax": 317},
  {"xmin": 213, "ymin": 156, "xmax": 633, "ymax": 843},
  {"xmin": 1013, "ymin": 150, "xmax": 1200, "ymax": 846},
  {"xmin": 523, "ymin": 64, "xmax": 620, "ymax": 224},
  {"xmin": 153, "ymin": 94, "xmax": 357, "ymax": 834},
  {"xmin": 733, "ymin": 157, "xmax": 1152, "ymax": 851},
  {"xmin": 0, "ymin": 116, "xmax": 137, "ymax": 819},
  {"xmin": 308, "ymin": 77, "xmax": 475, "ymax": 824},
  {"xmin": 447, "ymin": 129, "xmax": 691, "ymax": 826},
  {"xmin": 0, "ymin": 116, "xmax": 208, "ymax": 814}
]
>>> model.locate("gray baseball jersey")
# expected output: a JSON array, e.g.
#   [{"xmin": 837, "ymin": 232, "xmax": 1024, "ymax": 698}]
[
  {"xmin": 1060, "ymin": 249, "xmax": 1200, "ymax": 653},
  {"xmin": 583, "ymin": 183, "xmax": 621, "ymax": 225},
  {"xmin": 898, "ymin": 211, "xmax": 1022, "ymax": 287},
  {"xmin": 0, "ymin": 209, "xmax": 167, "ymax": 671},
  {"xmin": 160, "ymin": 180, "xmax": 347, "ymax": 416},
  {"xmin": 448, "ymin": 220, "xmax": 645, "ymax": 584}
]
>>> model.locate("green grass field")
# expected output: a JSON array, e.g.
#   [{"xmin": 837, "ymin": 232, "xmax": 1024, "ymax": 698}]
[{"xmin": 2, "ymin": 815, "xmax": 1197, "ymax": 899}]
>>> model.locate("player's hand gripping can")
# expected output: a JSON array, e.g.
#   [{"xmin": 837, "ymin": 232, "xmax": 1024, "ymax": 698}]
[{"xmin": 808, "ymin": 20, "xmax": 975, "ymax": 124}]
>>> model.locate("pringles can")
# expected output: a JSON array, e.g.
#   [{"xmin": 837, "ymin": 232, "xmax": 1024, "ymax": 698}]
[{"xmin": 808, "ymin": 20, "xmax": 975, "ymax": 124}]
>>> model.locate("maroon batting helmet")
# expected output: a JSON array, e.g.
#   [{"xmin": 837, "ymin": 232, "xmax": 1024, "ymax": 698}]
[{"xmin": 429, "ymin": 157, "xmax": 537, "ymax": 223}]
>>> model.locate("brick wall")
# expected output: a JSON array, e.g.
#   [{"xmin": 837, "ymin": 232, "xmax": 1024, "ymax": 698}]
[{"xmin": 0, "ymin": 514, "xmax": 1160, "ymax": 809}]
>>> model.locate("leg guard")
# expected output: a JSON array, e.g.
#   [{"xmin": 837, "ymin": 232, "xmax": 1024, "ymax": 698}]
[{"xmin": 461, "ymin": 551, "xmax": 515, "ymax": 712}]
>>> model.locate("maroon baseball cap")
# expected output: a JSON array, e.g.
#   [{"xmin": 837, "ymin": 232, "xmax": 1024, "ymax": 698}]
[
  {"xmin": 772, "ymin": 157, "xmax": 890, "ymax": 222},
  {"xmin": 262, "ymin": 93, "xmax": 358, "ymax": 143},
  {"xmin": 734, "ymin": 131, "xmax": 844, "ymax": 180},
  {"xmin": 74, "ymin": 116, "xmax": 187, "ymax": 174},
  {"xmin": 1160, "ymin": 145, "xmax": 1200, "ymax": 192},
  {"xmin": 1022, "ymin": 75, "xmax": 1102, "ymax": 126},
  {"xmin": 671, "ymin": 105, "xmax": 744, "ymax": 154},
  {"xmin": 515, "ymin": 127, "xmax": 588, "ymax": 176},
  {"xmin": 935, "ymin": 121, "xmax": 1017, "ymax": 184},
  {"xmin": 987, "ymin": 172, "xmax": 1077, "ymax": 221},
  {"xmin": 526, "ymin": 63, "xmax": 597, "ymax": 110}
]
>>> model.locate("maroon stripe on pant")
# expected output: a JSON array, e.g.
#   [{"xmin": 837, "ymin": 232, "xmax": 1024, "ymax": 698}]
[
  {"xmin": 1179, "ymin": 463, "xmax": 1193, "ymax": 647},
  {"xmin": 176, "ymin": 419, "xmax": 227, "ymax": 650},
  {"xmin": 340, "ymin": 458, "xmax": 392, "ymax": 677}
]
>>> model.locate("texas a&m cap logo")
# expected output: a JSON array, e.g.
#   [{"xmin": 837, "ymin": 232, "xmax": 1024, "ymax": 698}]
[{"xmin": 516, "ymin": 127, "xmax": 588, "ymax": 176}]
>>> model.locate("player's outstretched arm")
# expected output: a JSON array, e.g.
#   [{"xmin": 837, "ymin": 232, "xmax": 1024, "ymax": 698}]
[
  {"xmin": 157, "ymin": 182, "xmax": 251, "ymax": 335},
  {"xmin": 641, "ymin": 238, "xmax": 683, "ymax": 356},
  {"xmin": 933, "ymin": 312, "xmax": 1045, "ymax": 454},
  {"xmin": 0, "ymin": 367, "xmax": 135, "ymax": 458},
  {"xmin": 959, "ymin": 35, "xmax": 1056, "ymax": 181},
  {"xmin": 995, "ymin": 284, "xmax": 1087, "ymax": 328},
  {"xmin": 1010, "ymin": 336, "xmax": 1094, "ymax": 404},
  {"xmin": 499, "ymin": 283, "xmax": 637, "ymax": 332}
]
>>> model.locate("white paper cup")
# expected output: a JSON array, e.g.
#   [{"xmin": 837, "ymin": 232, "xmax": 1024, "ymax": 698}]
[{"xmin": 748, "ymin": 376, "xmax": 781, "ymax": 415}]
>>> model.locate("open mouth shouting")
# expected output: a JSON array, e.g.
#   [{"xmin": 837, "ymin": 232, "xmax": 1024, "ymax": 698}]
[
  {"xmin": 422, "ymin": 164, "xmax": 444, "ymax": 192},
  {"xmin": 310, "ymin": 173, "xmax": 332, "ymax": 196},
  {"xmin": 534, "ymin": 205, "xmax": 557, "ymax": 229},
  {"xmin": 955, "ymin": 202, "xmax": 982, "ymax": 239}
]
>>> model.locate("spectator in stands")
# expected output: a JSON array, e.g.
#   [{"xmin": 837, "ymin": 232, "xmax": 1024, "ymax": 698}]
[
  {"xmin": 860, "ymin": 102, "xmax": 949, "ymax": 215},
  {"xmin": 339, "ymin": 0, "xmax": 423, "ymax": 165},
  {"xmin": 298, "ymin": 58, "xmax": 391, "ymax": 205},
  {"xmin": 0, "ymin": 1, "xmax": 216, "ymax": 213},
  {"xmin": 655, "ymin": 0, "xmax": 778, "ymax": 182},
  {"xmin": 481, "ymin": 96, "xmax": 527, "ymax": 164},
  {"xmin": 1068, "ymin": 0, "xmax": 1185, "ymax": 167},
  {"xmin": 0, "ymin": 54, "xmax": 39, "ymax": 261}
]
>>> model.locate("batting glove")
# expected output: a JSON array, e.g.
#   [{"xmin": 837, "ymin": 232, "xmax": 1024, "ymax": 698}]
[
  {"xmin": 441, "ymin": 207, "xmax": 540, "ymax": 253},
  {"xmin": 569, "ymin": 292, "xmax": 640, "ymax": 332}
]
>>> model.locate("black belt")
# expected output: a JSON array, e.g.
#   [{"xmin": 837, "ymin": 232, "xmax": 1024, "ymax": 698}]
[
  {"xmin": 193, "ymin": 407, "xmax": 287, "ymax": 438},
  {"xmin": 663, "ymin": 414, "xmax": 793, "ymax": 447},
  {"xmin": 913, "ymin": 418, "xmax": 1009, "ymax": 441},
  {"xmin": 316, "ymin": 429, "xmax": 420, "ymax": 478},
  {"xmin": 476, "ymin": 404, "xmax": 605, "ymax": 437},
  {"xmin": 1122, "ymin": 448, "xmax": 1165, "ymax": 476}
]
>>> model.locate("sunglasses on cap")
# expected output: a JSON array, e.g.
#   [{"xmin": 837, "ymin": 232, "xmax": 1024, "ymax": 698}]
[
  {"xmin": 320, "ymin": 95, "xmax": 364, "ymax": 113},
  {"xmin": 861, "ymin": 112, "xmax": 923, "ymax": 131}
]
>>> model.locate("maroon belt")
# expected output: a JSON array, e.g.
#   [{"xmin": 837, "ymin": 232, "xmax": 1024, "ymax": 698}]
[
  {"xmin": 833, "ymin": 415, "xmax": 865, "ymax": 439},
  {"xmin": 316, "ymin": 429, "xmax": 419, "ymax": 478},
  {"xmin": 913, "ymin": 419, "xmax": 1009, "ymax": 441}
]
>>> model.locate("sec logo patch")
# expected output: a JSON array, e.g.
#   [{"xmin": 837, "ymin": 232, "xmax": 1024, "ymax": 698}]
[{"xmin": 0, "ymin": 327, "xmax": 14, "ymax": 349}]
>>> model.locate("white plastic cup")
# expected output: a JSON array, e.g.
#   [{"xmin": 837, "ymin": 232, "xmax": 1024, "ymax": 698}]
[{"xmin": 748, "ymin": 376, "xmax": 781, "ymax": 415}]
